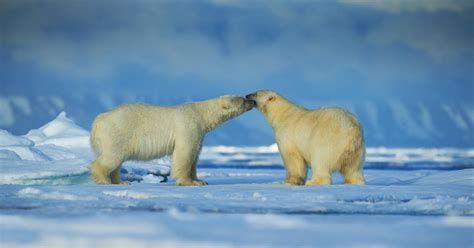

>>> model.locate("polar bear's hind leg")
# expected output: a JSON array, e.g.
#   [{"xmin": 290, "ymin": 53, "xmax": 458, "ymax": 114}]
[
  {"xmin": 110, "ymin": 167, "xmax": 129, "ymax": 185},
  {"xmin": 343, "ymin": 171, "xmax": 365, "ymax": 185},
  {"xmin": 90, "ymin": 160, "xmax": 111, "ymax": 184},
  {"xmin": 90, "ymin": 156, "xmax": 123, "ymax": 184},
  {"xmin": 340, "ymin": 128, "xmax": 366, "ymax": 185},
  {"xmin": 341, "ymin": 149, "xmax": 365, "ymax": 185}
]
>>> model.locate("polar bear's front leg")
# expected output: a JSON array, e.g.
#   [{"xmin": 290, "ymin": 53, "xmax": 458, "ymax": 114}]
[
  {"xmin": 306, "ymin": 170, "xmax": 332, "ymax": 186},
  {"xmin": 110, "ymin": 167, "xmax": 129, "ymax": 185},
  {"xmin": 281, "ymin": 150, "xmax": 307, "ymax": 185},
  {"xmin": 191, "ymin": 160, "xmax": 208, "ymax": 185},
  {"xmin": 172, "ymin": 141, "xmax": 207, "ymax": 186},
  {"xmin": 306, "ymin": 151, "xmax": 336, "ymax": 186}
]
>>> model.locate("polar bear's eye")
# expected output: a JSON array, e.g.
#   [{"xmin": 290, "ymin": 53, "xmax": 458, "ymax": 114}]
[{"xmin": 267, "ymin": 96, "xmax": 276, "ymax": 102}]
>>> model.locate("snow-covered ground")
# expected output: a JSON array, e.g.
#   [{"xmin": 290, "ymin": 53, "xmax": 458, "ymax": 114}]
[{"xmin": 1, "ymin": 113, "xmax": 473, "ymax": 247}]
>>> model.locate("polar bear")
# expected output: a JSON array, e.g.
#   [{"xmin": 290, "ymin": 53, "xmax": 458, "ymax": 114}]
[
  {"xmin": 246, "ymin": 90, "xmax": 365, "ymax": 186},
  {"xmin": 89, "ymin": 95, "xmax": 256, "ymax": 186}
]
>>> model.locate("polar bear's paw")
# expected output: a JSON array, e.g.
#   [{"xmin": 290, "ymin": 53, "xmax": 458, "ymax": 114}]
[
  {"xmin": 177, "ymin": 179, "xmax": 208, "ymax": 186},
  {"xmin": 91, "ymin": 172, "xmax": 111, "ymax": 184},
  {"xmin": 283, "ymin": 177, "xmax": 305, "ymax": 186},
  {"xmin": 305, "ymin": 176, "xmax": 332, "ymax": 186},
  {"xmin": 193, "ymin": 179, "xmax": 208, "ymax": 185},
  {"xmin": 93, "ymin": 176, "xmax": 111, "ymax": 184}
]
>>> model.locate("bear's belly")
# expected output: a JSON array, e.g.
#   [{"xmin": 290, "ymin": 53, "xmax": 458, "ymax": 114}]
[{"xmin": 129, "ymin": 135, "xmax": 174, "ymax": 161}]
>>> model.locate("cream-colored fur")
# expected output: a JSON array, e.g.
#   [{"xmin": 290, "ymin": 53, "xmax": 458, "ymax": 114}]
[
  {"xmin": 89, "ymin": 95, "xmax": 255, "ymax": 186},
  {"xmin": 246, "ymin": 90, "xmax": 365, "ymax": 186}
]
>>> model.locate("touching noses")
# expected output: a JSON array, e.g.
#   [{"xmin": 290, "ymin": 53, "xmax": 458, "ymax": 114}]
[
  {"xmin": 245, "ymin": 93, "xmax": 256, "ymax": 100},
  {"xmin": 245, "ymin": 99, "xmax": 256, "ymax": 106}
]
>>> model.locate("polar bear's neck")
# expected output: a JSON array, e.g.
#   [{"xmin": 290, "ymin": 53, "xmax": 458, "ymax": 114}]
[
  {"xmin": 266, "ymin": 98, "xmax": 305, "ymax": 129},
  {"xmin": 193, "ymin": 100, "xmax": 235, "ymax": 133}
]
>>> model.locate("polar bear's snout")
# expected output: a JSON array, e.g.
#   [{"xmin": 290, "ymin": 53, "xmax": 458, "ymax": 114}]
[
  {"xmin": 245, "ymin": 93, "xmax": 257, "ymax": 105},
  {"xmin": 245, "ymin": 93, "xmax": 255, "ymax": 99},
  {"xmin": 246, "ymin": 90, "xmax": 277, "ymax": 110},
  {"xmin": 246, "ymin": 92, "xmax": 261, "ymax": 109},
  {"xmin": 244, "ymin": 98, "xmax": 256, "ymax": 110}
]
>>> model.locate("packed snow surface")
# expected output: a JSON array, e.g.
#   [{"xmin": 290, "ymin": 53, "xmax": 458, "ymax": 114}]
[{"xmin": 1, "ymin": 112, "xmax": 473, "ymax": 247}]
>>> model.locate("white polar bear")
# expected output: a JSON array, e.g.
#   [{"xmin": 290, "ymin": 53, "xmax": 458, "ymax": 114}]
[
  {"xmin": 246, "ymin": 90, "xmax": 365, "ymax": 186},
  {"xmin": 89, "ymin": 95, "xmax": 256, "ymax": 186}
]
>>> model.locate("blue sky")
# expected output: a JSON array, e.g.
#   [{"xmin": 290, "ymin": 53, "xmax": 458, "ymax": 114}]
[
  {"xmin": 0, "ymin": 0, "xmax": 473, "ymax": 147},
  {"xmin": 2, "ymin": 0, "xmax": 473, "ymax": 101}
]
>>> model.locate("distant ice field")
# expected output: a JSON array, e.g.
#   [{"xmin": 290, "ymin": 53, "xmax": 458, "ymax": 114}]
[{"xmin": 1, "ymin": 112, "xmax": 473, "ymax": 247}]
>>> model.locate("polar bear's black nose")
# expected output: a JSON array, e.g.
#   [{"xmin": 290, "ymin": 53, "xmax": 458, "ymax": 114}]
[
  {"xmin": 245, "ymin": 93, "xmax": 256, "ymax": 99},
  {"xmin": 244, "ymin": 99, "xmax": 256, "ymax": 108}
]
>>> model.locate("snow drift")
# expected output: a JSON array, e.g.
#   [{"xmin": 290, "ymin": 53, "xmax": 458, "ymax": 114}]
[{"xmin": 0, "ymin": 112, "xmax": 473, "ymax": 247}]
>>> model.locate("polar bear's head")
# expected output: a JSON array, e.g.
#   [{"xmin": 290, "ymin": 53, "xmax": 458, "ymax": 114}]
[
  {"xmin": 188, "ymin": 95, "xmax": 256, "ymax": 133},
  {"xmin": 245, "ymin": 90, "xmax": 285, "ymax": 114},
  {"xmin": 199, "ymin": 95, "xmax": 255, "ymax": 132},
  {"xmin": 220, "ymin": 95, "xmax": 256, "ymax": 114}
]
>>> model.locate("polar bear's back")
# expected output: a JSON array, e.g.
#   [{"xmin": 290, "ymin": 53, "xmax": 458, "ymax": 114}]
[
  {"xmin": 307, "ymin": 107, "xmax": 364, "ymax": 171},
  {"xmin": 90, "ymin": 103, "xmax": 178, "ymax": 161},
  {"xmin": 282, "ymin": 107, "xmax": 363, "ymax": 167},
  {"xmin": 306, "ymin": 107, "xmax": 363, "ymax": 147},
  {"xmin": 289, "ymin": 107, "xmax": 361, "ymax": 140},
  {"xmin": 313, "ymin": 107, "xmax": 361, "ymax": 131}
]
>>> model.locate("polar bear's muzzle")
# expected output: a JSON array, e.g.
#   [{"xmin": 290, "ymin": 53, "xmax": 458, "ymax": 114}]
[
  {"xmin": 245, "ymin": 93, "xmax": 258, "ymax": 108},
  {"xmin": 245, "ymin": 93, "xmax": 256, "ymax": 100},
  {"xmin": 244, "ymin": 98, "xmax": 257, "ymax": 110}
]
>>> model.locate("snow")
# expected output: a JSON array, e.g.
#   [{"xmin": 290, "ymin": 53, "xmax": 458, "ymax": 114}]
[
  {"xmin": 200, "ymin": 145, "xmax": 474, "ymax": 170},
  {"xmin": 103, "ymin": 190, "xmax": 155, "ymax": 199},
  {"xmin": 0, "ymin": 146, "xmax": 51, "ymax": 161},
  {"xmin": 0, "ymin": 112, "xmax": 473, "ymax": 247},
  {"xmin": 0, "ymin": 149, "xmax": 21, "ymax": 160},
  {"xmin": 24, "ymin": 112, "xmax": 89, "ymax": 149},
  {"xmin": 0, "ymin": 130, "xmax": 33, "ymax": 146}
]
